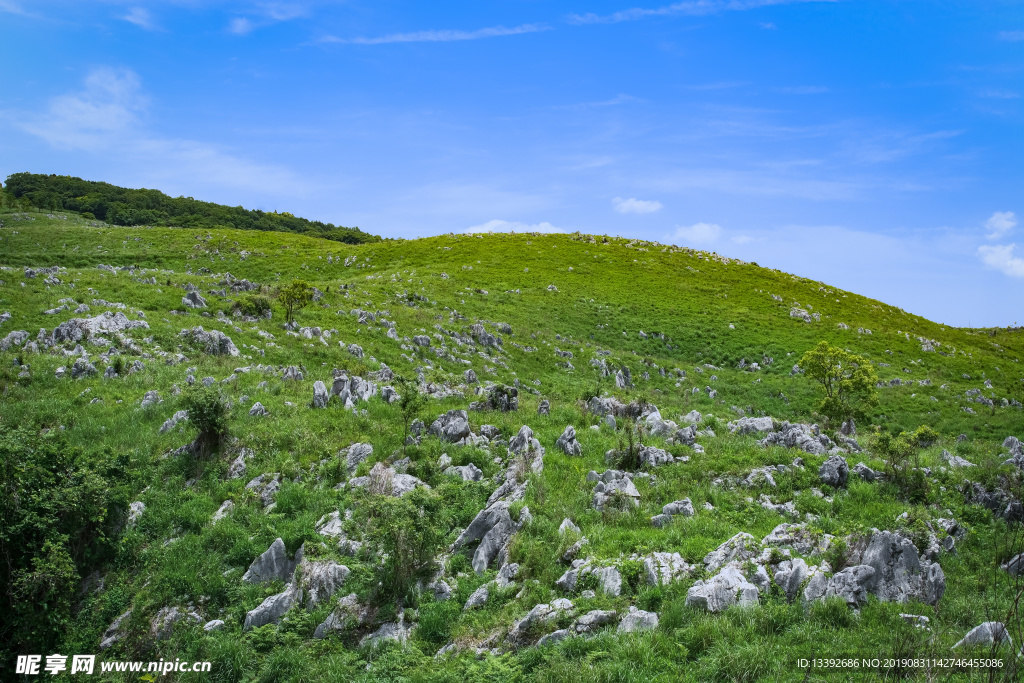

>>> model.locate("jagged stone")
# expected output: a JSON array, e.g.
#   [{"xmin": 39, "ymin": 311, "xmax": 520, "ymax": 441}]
[
  {"xmin": 819, "ymin": 455, "xmax": 849, "ymax": 488},
  {"xmin": 555, "ymin": 425, "xmax": 582, "ymax": 456},
  {"xmin": 686, "ymin": 564, "xmax": 759, "ymax": 612}
]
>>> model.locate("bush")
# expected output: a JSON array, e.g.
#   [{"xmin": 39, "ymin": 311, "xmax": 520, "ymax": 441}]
[
  {"xmin": 911, "ymin": 425, "xmax": 939, "ymax": 448},
  {"xmin": 873, "ymin": 430, "xmax": 929, "ymax": 503},
  {"xmin": 181, "ymin": 385, "xmax": 229, "ymax": 455},
  {"xmin": 236, "ymin": 294, "xmax": 271, "ymax": 317},
  {"xmin": 360, "ymin": 487, "xmax": 444, "ymax": 606},
  {"xmin": 0, "ymin": 426, "xmax": 124, "ymax": 660}
]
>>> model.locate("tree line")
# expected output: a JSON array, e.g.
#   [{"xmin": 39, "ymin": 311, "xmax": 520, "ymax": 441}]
[{"xmin": 2, "ymin": 173, "xmax": 381, "ymax": 245}]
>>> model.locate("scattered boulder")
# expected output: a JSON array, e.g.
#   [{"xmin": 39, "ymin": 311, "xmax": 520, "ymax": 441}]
[
  {"xmin": 704, "ymin": 532, "xmax": 760, "ymax": 572},
  {"xmin": 182, "ymin": 291, "xmax": 207, "ymax": 308},
  {"xmin": 819, "ymin": 455, "xmax": 849, "ymax": 488},
  {"xmin": 555, "ymin": 425, "xmax": 582, "ymax": 456},
  {"xmin": 179, "ymin": 327, "xmax": 239, "ymax": 356},
  {"xmin": 150, "ymin": 606, "xmax": 201, "ymax": 641},
  {"xmin": 617, "ymin": 607, "xmax": 659, "ymax": 632},
  {"xmin": 244, "ymin": 582, "xmax": 303, "ymax": 630},
  {"xmin": 249, "ymin": 402, "xmax": 269, "ymax": 417},
  {"xmin": 537, "ymin": 399, "xmax": 550, "ymax": 415},
  {"xmin": 242, "ymin": 538, "xmax": 301, "ymax": 584},
  {"xmin": 312, "ymin": 381, "xmax": 329, "ymax": 408},
  {"xmin": 643, "ymin": 552, "xmax": 691, "ymax": 585},
  {"xmin": 686, "ymin": 564, "xmax": 760, "ymax": 612},
  {"xmin": 953, "ymin": 622, "xmax": 1012, "ymax": 649},
  {"xmin": 430, "ymin": 410, "xmax": 472, "ymax": 443},
  {"xmin": 759, "ymin": 422, "xmax": 827, "ymax": 455},
  {"xmin": 341, "ymin": 443, "xmax": 373, "ymax": 473}
]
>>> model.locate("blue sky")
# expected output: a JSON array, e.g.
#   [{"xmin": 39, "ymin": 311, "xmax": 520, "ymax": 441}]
[{"xmin": 1, "ymin": 1, "xmax": 1022, "ymax": 327}]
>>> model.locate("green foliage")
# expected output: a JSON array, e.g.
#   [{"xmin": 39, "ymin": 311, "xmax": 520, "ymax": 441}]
[
  {"xmin": 181, "ymin": 385, "xmax": 229, "ymax": 455},
  {"xmin": 0, "ymin": 425, "xmax": 125, "ymax": 658},
  {"xmin": 394, "ymin": 375, "xmax": 425, "ymax": 457},
  {"xmin": 910, "ymin": 424, "xmax": 939, "ymax": 448},
  {"xmin": 236, "ymin": 293, "xmax": 272, "ymax": 317},
  {"xmin": 4, "ymin": 172, "xmax": 381, "ymax": 244},
  {"xmin": 799, "ymin": 340, "xmax": 878, "ymax": 425},
  {"xmin": 361, "ymin": 488, "xmax": 444, "ymax": 605},
  {"xmin": 278, "ymin": 280, "xmax": 313, "ymax": 324},
  {"xmin": 873, "ymin": 430, "xmax": 930, "ymax": 503}
]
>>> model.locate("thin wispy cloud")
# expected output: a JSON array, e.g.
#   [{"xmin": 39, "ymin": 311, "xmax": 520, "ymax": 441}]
[
  {"xmin": 10, "ymin": 67, "xmax": 308, "ymax": 197},
  {"xmin": 977, "ymin": 244, "xmax": 1024, "ymax": 277},
  {"xmin": 775, "ymin": 85, "xmax": 829, "ymax": 94},
  {"xmin": 229, "ymin": 3, "xmax": 308, "ymax": 35},
  {"xmin": 466, "ymin": 219, "xmax": 565, "ymax": 234},
  {"xmin": 613, "ymin": 197, "xmax": 663, "ymax": 214},
  {"xmin": 997, "ymin": 30, "xmax": 1024, "ymax": 42},
  {"xmin": 0, "ymin": 0, "xmax": 42, "ymax": 19},
  {"xmin": 985, "ymin": 211, "xmax": 1017, "ymax": 239},
  {"xmin": 556, "ymin": 94, "xmax": 639, "ymax": 109},
  {"xmin": 320, "ymin": 23, "xmax": 550, "ymax": 45},
  {"xmin": 977, "ymin": 88, "xmax": 1019, "ymax": 99},
  {"xmin": 569, "ymin": 0, "xmax": 833, "ymax": 25},
  {"xmin": 121, "ymin": 7, "xmax": 159, "ymax": 31},
  {"xmin": 671, "ymin": 222, "xmax": 722, "ymax": 245}
]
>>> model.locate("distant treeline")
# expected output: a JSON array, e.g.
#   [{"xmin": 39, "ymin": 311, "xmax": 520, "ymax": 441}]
[{"xmin": 3, "ymin": 173, "xmax": 381, "ymax": 244}]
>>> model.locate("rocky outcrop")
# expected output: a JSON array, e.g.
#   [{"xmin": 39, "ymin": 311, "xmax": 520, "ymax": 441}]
[
  {"xmin": 759, "ymin": 422, "xmax": 828, "ymax": 455},
  {"xmin": 555, "ymin": 425, "xmax": 581, "ymax": 456},
  {"xmin": 686, "ymin": 564, "xmax": 760, "ymax": 612},
  {"xmin": 179, "ymin": 327, "xmax": 239, "ymax": 356},
  {"xmin": 430, "ymin": 410, "xmax": 472, "ymax": 443},
  {"xmin": 819, "ymin": 454, "xmax": 849, "ymax": 488},
  {"xmin": 242, "ymin": 538, "xmax": 301, "ymax": 584}
]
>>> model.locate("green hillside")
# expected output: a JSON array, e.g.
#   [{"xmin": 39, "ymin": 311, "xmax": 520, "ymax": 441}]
[
  {"xmin": 2, "ymin": 174, "xmax": 381, "ymax": 244},
  {"xmin": 1, "ymin": 208, "xmax": 1022, "ymax": 681}
]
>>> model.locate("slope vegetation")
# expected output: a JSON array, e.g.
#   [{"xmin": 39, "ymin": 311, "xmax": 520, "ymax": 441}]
[{"xmin": 1, "ymin": 210, "xmax": 1022, "ymax": 681}]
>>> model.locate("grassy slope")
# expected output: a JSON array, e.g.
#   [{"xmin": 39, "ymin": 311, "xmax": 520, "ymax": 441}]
[{"xmin": 1, "ymin": 209, "xmax": 1023, "ymax": 682}]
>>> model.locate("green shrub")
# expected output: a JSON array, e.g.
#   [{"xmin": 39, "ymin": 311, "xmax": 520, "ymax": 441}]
[
  {"xmin": 181, "ymin": 385, "xmax": 229, "ymax": 455},
  {"xmin": 236, "ymin": 294, "xmax": 271, "ymax": 317}
]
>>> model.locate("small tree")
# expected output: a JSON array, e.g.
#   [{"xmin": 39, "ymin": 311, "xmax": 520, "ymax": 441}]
[
  {"xmin": 181, "ymin": 385, "xmax": 229, "ymax": 456},
  {"xmin": 799, "ymin": 341, "xmax": 878, "ymax": 426},
  {"xmin": 362, "ymin": 487, "xmax": 443, "ymax": 606},
  {"xmin": 277, "ymin": 279, "xmax": 313, "ymax": 324},
  {"xmin": 394, "ymin": 375, "xmax": 424, "ymax": 457}
]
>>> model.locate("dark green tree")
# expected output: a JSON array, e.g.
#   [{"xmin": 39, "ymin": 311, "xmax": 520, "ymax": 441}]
[{"xmin": 277, "ymin": 280, "xmax": 313, "ymax": 325}]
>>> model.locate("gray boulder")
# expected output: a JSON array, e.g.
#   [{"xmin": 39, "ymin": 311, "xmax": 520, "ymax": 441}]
[
  {"xmin": 686, "ymin": 564, "xmax": 760, "ymax": 612},
  {"xmin": 819, "ymin": 455, "xmax": 849, "ymax": 488},
  {"xmin": 242, "ymin": 538, "xmax": 298, "ymax": 584},
  {"xmin": 300, "ymin": 560, "xmax": 350, "ymax": 609},
  {"xmin": 452, "ymin": 501, "xmax": 516, "ymax": 575},
  {"xmin": 312, "ymin": 381, "xmax": 329, "ymax": 408},
  {"xmin": 953, "ymin": 622, "xmax": 1012, "ymax": 649},
  {"xmin": 555, "ymin": 425, "xmax": 582, "ymax": 456},
  {"xmin": 704, "ymin": 532, "xmax": 760, "ymax": 572},
  {"xmin": 537, "ymin": 399, "xmax": 550, "ymax": 415},
  {"xmin": 643, "ymin": 552, "xmax": 691, "ymax": 585},
  {"xmin": 179, "ymin": 327, "xmax": 239, "ymax": 356},
  {"xmin": 182, "ymin": 291, "xmax": 207, "ymax": 308},
  {"xmin": 244, "ymin": 582, "xmax": 303, "ymax": 630},
  {"xmin": 150, "ymin": 606, "xmax": 201, "ymax": 641},
  {"xmin": 617, "ymin": 607, "xmax": 659, "ymax": 632},
  {"xmin": 853, "ymin": 462, "xmax": 883, "ymax": 482},
  {"xmin": 728, "ymin": 416, "xmax": 775, "ymax": 434},
  {"xmin": 430, "ymin": 409, "xmax": 472, "ymax": 443},
  {"xmin": 360, "ymin": 621, "xmax": 411, "ymax": 648},
  {"xmin": 342, "ymin": 443, "xmax": 373, "ymax": 473}
]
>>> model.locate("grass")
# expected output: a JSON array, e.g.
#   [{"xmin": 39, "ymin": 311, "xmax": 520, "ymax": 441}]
[{"xmin": 1, "ymin": 207, "xmax": 1023, "ymax": 681}]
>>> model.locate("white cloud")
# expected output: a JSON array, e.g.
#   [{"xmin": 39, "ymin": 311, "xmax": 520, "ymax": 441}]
[
  {"xmin": 759, "ymin": 21, "xmax": 777, "ymax": 29},
  {"xmin": 229, "ymin": 17, "xmax": 254, "ymax": 35},
  {"xmin": 466, "ymin": 219, "xmax": 565, "ymax": 234},
  {"xmin": 977, "ymin": 244, "xmax": 1024, "ymax": 277},
  {"xmin": 985, "ymin": 211, "xmax": 1017, "ymax": 239},
  {"xmin": 998, "ymin": 30, "xmax": 1024, "ymax": 42},
  {"xmin": 121, "ymin": 7, "xmax": 158, "ymax": 31},
  {"xmin": 671, "ymin": 222, "xmax": 722, "ymax": 245},
  {"xmin": 731, "ymin": 234, "xmax": 754, "ymax": 244},
  {"xmin": 321, "ymin": 23, "xmax": 550, "ymax": 45},
  {"xmin": 569, "ymin": 0, "xmax": 832, "ymax": 25},
  {"xmin": 613, "ymin": 196, "xmax": 662, "ymax": 214},
  {"xmin": 11, "ymin": 67, "xmax": 308, "ymax": 197}
]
